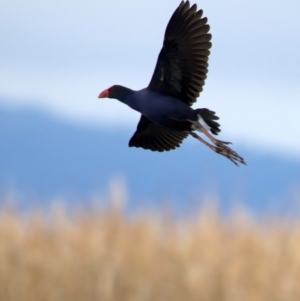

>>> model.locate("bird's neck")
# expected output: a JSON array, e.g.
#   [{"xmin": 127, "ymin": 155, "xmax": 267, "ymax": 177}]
[{"xmin": 111, "ymin": 85, "xmax": 134, "ymax": 104}]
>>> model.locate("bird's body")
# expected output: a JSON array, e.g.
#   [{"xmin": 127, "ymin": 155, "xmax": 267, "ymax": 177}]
[
  {"xmin": 99, "ymin": 1, "xmax": 246, "ymax": 165},
  {"xmin": 115, "ymin": 86, "xmax": 197, "ymax": 131}
]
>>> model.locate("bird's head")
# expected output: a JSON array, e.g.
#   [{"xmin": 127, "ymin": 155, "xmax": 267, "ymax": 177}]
[{"xmin": 98, "ymin": 85, "xmax": 133, "ymax": 101}]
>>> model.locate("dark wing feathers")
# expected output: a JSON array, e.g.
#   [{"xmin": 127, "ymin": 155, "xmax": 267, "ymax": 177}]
[
  {"xmin": 130, "ymin": 1, "xmax": 209, "ymax": 151},
  {"xmin": 148, "ymin": 1, "xmax": 211, "ymax": 106},
  {"xmin": 129, "ymin": 115, "xmax": 187, "ymax": 152}
]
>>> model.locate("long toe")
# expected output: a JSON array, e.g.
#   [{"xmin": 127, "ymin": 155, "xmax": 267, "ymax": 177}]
[
  {"xmin": 215, "ymin": 139, "xmax": 232, "ymax": 145},
  {"xmin": 189, "ymin": 131, "xmax": 246, "ymax": 166},
  {"xmin": 216, "ymin": 141, "xmax": 238, "ymax": 155},
  {"xmin": 215, "ymin": 142, "xmax": 246, "ymax": 166}
]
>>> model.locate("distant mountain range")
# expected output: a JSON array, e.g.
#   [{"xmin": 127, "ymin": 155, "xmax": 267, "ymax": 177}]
[{"xmin": 1, "ymin": 103, "xmax": 299, "ymax": 215}]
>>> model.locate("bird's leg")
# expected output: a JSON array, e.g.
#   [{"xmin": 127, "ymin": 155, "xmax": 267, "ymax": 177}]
[
  {"xmin": 187, "ymin": 119, "xmax": 232, "ymax": 145},
  {"xmin": 189, "ymin": 131, "xmax": 222, "ymax": 153},
  {"xmin": 186, "ymin": 130, "xmax": 246, "ymax": 166},
  {"xmin": 198, "ymin": 128, "xmax": 247, "ymax": 165},
  {"xmin": 188, "ymin": 132, "xmax": 241, "ymax": 166},
  {"xmin": 201, "ymin": 127, "xmax": 232, "ymax": 145}
]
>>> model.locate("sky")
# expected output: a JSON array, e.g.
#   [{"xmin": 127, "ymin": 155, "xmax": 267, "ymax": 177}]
[{"xmin": 1, "ymin": 0, "xmax": 300, "ymax": 159}]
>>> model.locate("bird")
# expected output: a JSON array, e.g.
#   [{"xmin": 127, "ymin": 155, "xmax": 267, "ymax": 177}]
[{"xmin": 98, "ymin": 1, "xmax": 246, "ymax": 166}]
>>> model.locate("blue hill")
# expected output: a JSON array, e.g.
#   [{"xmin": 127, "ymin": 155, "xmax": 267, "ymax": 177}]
[{"xmin": 0, "ymin": 103, "xmax": 299, "ymax": 214}]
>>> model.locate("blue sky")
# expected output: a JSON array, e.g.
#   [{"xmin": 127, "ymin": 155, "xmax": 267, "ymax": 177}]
[{"xmin": 1, "ymin": 0, "xmax": 300, "ymax": 159}]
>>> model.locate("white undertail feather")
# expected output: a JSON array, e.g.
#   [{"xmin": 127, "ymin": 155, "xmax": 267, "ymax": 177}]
[{"xmin": 191, "ymin": 114, "xmax": 211, "ymax": 133}]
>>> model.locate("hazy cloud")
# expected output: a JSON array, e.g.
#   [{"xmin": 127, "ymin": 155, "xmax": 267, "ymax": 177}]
[{"xmin": 1, "ymin": 0, "xmax": 300, "ymax": 157}]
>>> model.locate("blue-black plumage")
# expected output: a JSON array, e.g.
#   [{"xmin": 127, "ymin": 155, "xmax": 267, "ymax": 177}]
[{"xmin": 98, "ymin": 1, "xmax": 245, "ymax": 165}]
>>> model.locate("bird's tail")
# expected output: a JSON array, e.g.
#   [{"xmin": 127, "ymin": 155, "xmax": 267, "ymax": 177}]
[{"xmin": 194, "ymin": 108, "xmax": 221, "ymax": 135}]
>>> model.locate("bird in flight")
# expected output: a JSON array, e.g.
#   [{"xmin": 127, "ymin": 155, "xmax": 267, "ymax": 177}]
[{"xmin": 99, "ymin": 1, "xmax": 246, "ymax": 166}]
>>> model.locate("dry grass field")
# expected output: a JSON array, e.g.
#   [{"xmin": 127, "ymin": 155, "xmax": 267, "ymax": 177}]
[{"xmin": 1, "ymin": 197, "xmax": 300, "ymax": 301}]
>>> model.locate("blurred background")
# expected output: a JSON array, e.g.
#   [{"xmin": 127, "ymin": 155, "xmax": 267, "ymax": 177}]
[
  {"xmin": 1, "ymin": 0, "xmax": 300, "ymax": 299},
  {"xmin": 1, "ymin": 0, "xmax": 300, "ymax": 213}
]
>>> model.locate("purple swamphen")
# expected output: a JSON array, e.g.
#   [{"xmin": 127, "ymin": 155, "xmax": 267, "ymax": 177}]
[{"xmin": 99, "ymin": 1, "xmax": 246, "ymax": 166}]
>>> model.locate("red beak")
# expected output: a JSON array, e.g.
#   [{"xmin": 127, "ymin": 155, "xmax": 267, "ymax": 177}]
[{"xmin": 98, "ymin": 89, "xmax": 109, "ymax": 98}]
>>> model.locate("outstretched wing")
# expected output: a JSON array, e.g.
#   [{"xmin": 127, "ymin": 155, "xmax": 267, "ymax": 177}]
[
  {"xmin": 148, "ymin": 1, "xmax": 211, "ymax": 106},
  {"xmin": 129, "ymin": 115, "xmax": 188, "ymax": 151}
]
